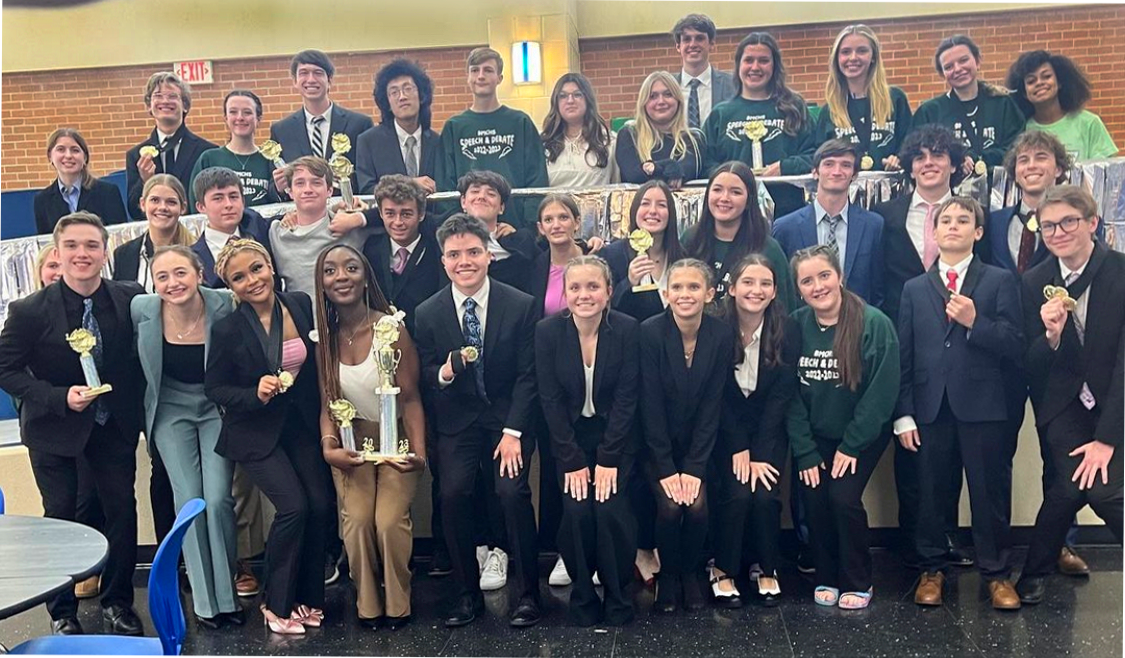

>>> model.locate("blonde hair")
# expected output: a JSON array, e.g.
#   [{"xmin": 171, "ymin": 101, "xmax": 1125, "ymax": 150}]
[
  {"xmin": 215, "ymin": 238, "xmax": 273, "ymax": 286},
  {"xmin": 824, "ymin": 25, "xmax": 893, "ymax": 130},
  {"xmin": 34, "ymin": 244, "xmax": 60, "ymax": 290},
  {"xmin": 632, "ymin": 71, "xmax": 699, "ymax": 165},
  {"xmin": 142, "ymin": 174, "xmax": 195, "ymax": 246}
]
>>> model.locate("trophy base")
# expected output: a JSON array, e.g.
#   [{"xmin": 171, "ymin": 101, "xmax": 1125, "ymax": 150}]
[
  {"xmin": 632, "ymin": 283, "xmax": 660, "ymax": 293},
  {"xmin": 362, "ymin": 452, "xmax": 415, "ymax": 463},
  {"xmin": 81, "ymin": 384, "xmax": 113, "ymax": 399}
]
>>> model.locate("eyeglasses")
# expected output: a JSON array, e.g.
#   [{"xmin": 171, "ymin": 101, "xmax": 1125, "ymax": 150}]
[
  {"xmin": 1039, "ymin": 215, "xmax": 1085, "ymax": 237},
  {"xmin": 151, "ymin": 92, "xmax": 182, "ymax": 103},
  {"xmin": 559, "ymin": 92, "xmax": 586, "ymax": 102},
  {"xmin": 388, "ymin": 85, "xmax": 417, "ymax": 99}
]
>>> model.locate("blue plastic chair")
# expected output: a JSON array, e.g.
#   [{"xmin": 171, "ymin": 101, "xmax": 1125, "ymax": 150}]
[
  {"xmin": 9, "ymin": 498, "xmax": 205, "ymax": 655},
  {"xmin": 0, "ymin": 484, "xmax": 6, "ymax": 514}
]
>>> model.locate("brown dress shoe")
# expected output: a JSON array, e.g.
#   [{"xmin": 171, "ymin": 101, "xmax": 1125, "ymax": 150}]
[
  {"xmin": 1057, "ymin": 547, "xmax": 1090, "ymax": 576},
  {"xmin": 235, "ymin": 562, "xmax": 260, "ymax": 597},
  {"xmin": 74, "ymin": 575, "xmax": 100, "ymax": 599},
  {"xmin": 989, "ymin": 580, "xmax": 1021, "ymax": 610},
  {"xmin": 914, "ymin": 572, "xmax": 944, "ymax": 606}
]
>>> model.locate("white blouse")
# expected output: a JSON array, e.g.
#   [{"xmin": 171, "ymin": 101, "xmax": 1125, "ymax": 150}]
[
  {"xmin": 546, "ymin": 132, "xmax": 619, "ymax": 189},
  {"xmin": 734, "ymin": 325, "xmax": 763, "ymax": 397},
  {"xmin": 581, "ymin": 363, "xmax": 596, "ymax": 417}
]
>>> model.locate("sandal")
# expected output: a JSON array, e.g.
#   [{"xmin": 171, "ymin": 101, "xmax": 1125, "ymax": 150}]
[
  {"xmin": 814, "ymin": 586, "xmax": 839, "ymax": 607},
  {"xmin": 261, "ymin": 604, "xmax": 305, "ymax": 635},
  {"xmin": 838, "ymin": 588, "xmax": 873, "ymax": 610}
]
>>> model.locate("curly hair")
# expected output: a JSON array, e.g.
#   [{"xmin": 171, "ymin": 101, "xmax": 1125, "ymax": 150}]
[
  {"xmin": 1002, "ymin": 130, "xmax": 1072, "ymax": 183},
  {"xmin": 373, "ymin": 59, "xmax": 434, "ymax": 131},
  {"xmin": 1005, "ymin": 50, "xmax": 1093, "ymax": 117},
  {"xmin": 898, "ymin": 124, "xmax": 967, "ymax": 190}
]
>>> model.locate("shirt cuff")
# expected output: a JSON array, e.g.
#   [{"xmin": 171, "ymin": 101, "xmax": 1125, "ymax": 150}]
[
  {"xmin": 503, "ymin": 428, "xmax": 523, "ymax": 439},
  {"xmin": 437, "ymin": 370, "xmax": 453, "ymax": 388},
  {"xmin": 893, "ymin": 416, "xmax": 917, "ymax": 436}
]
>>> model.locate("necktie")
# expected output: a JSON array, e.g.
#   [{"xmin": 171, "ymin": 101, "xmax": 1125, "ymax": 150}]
[
  {"xmin": 62, "ymin": 184, "xmax": 79, "ymax": 213},
  {"xmin": 824, "ymin": 214, "xmax": 841, "ymax": 256},
  {"xmin": 82, "ymin": 299, "xmax": 110, "ymax": 425},
  {"xmin": 159, "ymin": 138, "xmax": 176, "ymax": 173},
  {"xmin": 311, "ymin": 115, "xmax": 326, "ymax": 158},
  {"xmin": 1064, "ymin": 271, "xmax": 1085, "ymax": 344},
  {"xmin": 462, "ymin": 297, "xmax": 488, "ymax": 403},
  {"xmin": 391, "ymin": 247, "xmax": 409, "ymax": 275},
  {"xmin": 946, "ymin": 269, "xmax": 958, "ymax": 293},
  {"xmin": 1016, "ymin": 212, "xmax": 1037, "ymax": 274},
  {"xmin": 404, "ymin": 135, "xmax": 419, "ymax": 177},
  {"xmin": 687, "ymin": 79, "xmax": 702, "ymax": 129},
  {"xmin": 922, "ymin": 203, "xmax": 939, "ymax": 270}
]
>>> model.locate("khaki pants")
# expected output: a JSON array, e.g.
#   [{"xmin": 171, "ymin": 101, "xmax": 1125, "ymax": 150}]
[{"xmin": 332, "ymin": 462, "xmax": 421, "ymax": 619}]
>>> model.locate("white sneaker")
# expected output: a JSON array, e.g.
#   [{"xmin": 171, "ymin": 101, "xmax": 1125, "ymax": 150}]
[
  {"xmin": 479, "ymin": 548, "xmax": 508, "ymax": 591},
  {"xmin": 476, "ymin": 545, "xmax": 489, "ymax": 575},
  {"xmin": 549, "ymin": 555, "xmax": 572, "ymax": 586},
  {"xmin": 592, "ymin": 571, "xmax": 601, "ymax": 586}
]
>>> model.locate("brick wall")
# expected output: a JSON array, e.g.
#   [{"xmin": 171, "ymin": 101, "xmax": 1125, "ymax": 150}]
[{"xmin": 3, "ymin": 4, "xmax": 1123, "ymax": 190}]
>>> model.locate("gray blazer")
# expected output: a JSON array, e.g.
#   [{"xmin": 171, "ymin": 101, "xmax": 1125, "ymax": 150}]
[
  {"xmin": 673, "ymin": 67, "xmax": 736, "ymax": 126},
  {"xmin": 131, "ymin": 286, "xmax": 236, "ymax": 446}
]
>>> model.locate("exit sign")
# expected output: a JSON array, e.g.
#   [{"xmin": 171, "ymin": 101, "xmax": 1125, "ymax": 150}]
[{"xmin": 173, "ymin": 60, "xmax": 213, "ymax": 84}]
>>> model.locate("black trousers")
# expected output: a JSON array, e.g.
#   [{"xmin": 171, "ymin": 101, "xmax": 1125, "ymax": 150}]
[
  {"xmin": 802, "ymin": 434, "xmax": 886, "ymax": 593},
  {"xmin": 629, "ymin": 459, "xmax": 657, "ymax": 551},
  {"xmin": 535, "ymin": 411, "xmax": 563, "ymax": 553},
  {"xmin": 894, "ymin": 427, "xmax": 962, "ymax": 555},
  {"xmin": 429, "ymin": 438, "xmax": 505, "ymax": 562},
  {"xmin": 647, "ymin": 461, "xmax": 708, "ymax": 579},
  {"xmin": 915, "ymin": 402, "xmax": 1013, "ymax": 579},
  {"xmin": 28, "ymin": 419, "xmax": 138, "ymax": 619},
  {"xmin": 238, "ymin": 421, "xmax": 332, "ymax": 615},
  {"xmin": 75, "ymin": 455, "xmax": 105, "ymax": 532},
  {"xmin": 149, "ymin": 441, "xmax": 177, "ymax": 545},
  {"xmin": 1023, "ymin": 399, "xmax": 1124, "ymax": 578},
  {"xmin": 437, "ymin": 424, "xmax": 539, "ymax": 603},
  {"xmin": 711, "ymin": 441, "xmax": 787, "ymax": 577}
]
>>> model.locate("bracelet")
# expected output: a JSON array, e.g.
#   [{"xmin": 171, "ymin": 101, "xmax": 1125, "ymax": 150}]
[{"xmin": 320, "ymin": 435, "xmax": 341, "ymax": 448}]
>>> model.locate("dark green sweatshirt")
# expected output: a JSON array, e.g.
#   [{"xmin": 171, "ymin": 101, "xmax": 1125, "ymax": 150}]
[
  {"xmin": 814, "ymin": 86, "xmax": 913, "ymax": 170},
  {"xmin": 188, "ymin": 146, "xmax": 280, "ymax": 209},
  {"xmin": 786, "ymin": 303, "xmax": 899, "ymax": 470},
  {"xmin": 436, "ymin": 106, "xmax": 549, "ymax": 228},
  {"xmin": 911, "ymin": 88, "xmax": 1026, "ymax": 169}
]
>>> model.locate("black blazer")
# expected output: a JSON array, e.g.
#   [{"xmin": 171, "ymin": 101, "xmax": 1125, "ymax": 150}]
[
  {"xmin": 1022, "ymin": 242, "xmax": 1125, "ymax": 447},
  {"xmin": 110, "ymin": 235, "xmax": 146, "ymax": 284},
  {"xmin": 535, "ymin": 311, "xmax": 640, "ymax": 472},
  {"xmin": 204, "ymin": 291, "xmax": 320, "ymax": 462},
  {"xmin": 413, "ymin": 278, "xmax": 538, "ymax": 438},
  {"xmin": 896, "ymin": 258, "xmax": 1023, "ymax": 426},
  {"xmin": 602, "ymin": 239, "xmax": 665, "ymax": 322},
  {"xmin": 34, "ymin": 178, "xmax": 128, "ymax": 235},
  {"xmin": 527, "ymin": 242, "xmax": 598, "ymax": 322},
  {"xmin": 355, "ymin": 122, "xmax": 440, "ymax": 194},
  {"xmin": 719, "ymin": 316, "xmax": 801, "ymax": 460},
  {"xmin": 269, "ymin": 104, "xmax": 374, "ymax": 193},
  {"xmin": 190, "ymin": 209, "xmax": 273, "ymax": 289},
  {"xmin": 874, "ymin": 195, "xmax": 923, "ymax": 326},
  {"xmin": 362, "ymin": 224, "xmax": 447, "ymax": 335},
  {"xmin": 125, "ymin": 126, "xmax": 218, "ymax": 220},
  {"xmin": 0, "ymin": 280, "xmax": 144, "ymax": 457},
  {"xmin": 640, "ymin": 310, "xmax": 734, "ymax": 479}
]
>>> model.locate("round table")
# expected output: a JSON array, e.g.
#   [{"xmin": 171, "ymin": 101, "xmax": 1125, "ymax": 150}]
[{"xmin": 0, "ymin": 515, "xmax": 108, "ymax": 619}]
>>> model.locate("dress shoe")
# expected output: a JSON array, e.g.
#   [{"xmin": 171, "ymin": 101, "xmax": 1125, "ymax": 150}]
[
  {"xmin": 444, "ymin": 595, "xmax": 483, "ymax": 628},
  {"xmin": 914, "ymin": 572, "xmax": 945, "ymax": 606},
  {"xmin": 1016, "ymin": 576, "xmax": 1046, "ymax": 605},
  {"xmin": 386, "ymin": 615, "xmax": 412, "ymax": 631},
  {"xmin": 195, "ymin": 614, "xmax": 222, "ymax": 630},
  {"xmin": 234, "ymin": 562, "xmax": 260, "ymax": 597},
  {"xmin": 221, "ymin": 608, "xmax": 246, "ymax": 626},
  {"xmin": 51, "ymin": 617, "xmax": 84, "ymax": 635},
  {"xmin": 1058, "ymin": 547, "xmax": 1090, "ymax": 576},
  {"xmin": 989, "ymin": 580, "xmax": 1021, "ymax": 610},
  {"xmin": 682, "ymin": 574, "xmax": 705, "ymax": 611},
  {"xmin": 947, "ymin": 548, "xmax": 974, "ymax": 567},
  {"xmin": 358, "ymin": 616, "xmax": 380, "ymax": 630},
  {"xmin": 428, "ymin": 552, "xmax": 453, "ymax": 577},
  {"xmin": 74, "ymin": 575, "xmax": 100, "ymax": 599},
  {"xmin": 509, "ymin": 597, "xmax": 542, "ymax": 628},
  {"xmin": 796, "ymin": 551, "xmax": 816, "ymax": 575},
  {"xmin": 654, "ymin": 574, "xmax": 679, "ymax": 613},
  {"xmin": 102, "ymin": 604, "xmax": 145, "ymax": 636}
]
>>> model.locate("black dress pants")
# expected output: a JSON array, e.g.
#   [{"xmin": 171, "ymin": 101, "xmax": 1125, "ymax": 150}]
[
  {"xmin": 535, "ymin": 410, "xmax": 564, "ymax": 554},
  {"xmin": 895, "ymin": 427, "xmax": 962, "ymax": 556},
  {"xmin": 75, "ymin": 454, "xmax": 105, "ymax": 532},
  {"xmin": 148, "ymin": 441, "xmax": 177, "ymax": 544},
  {"xmin": 712, "ymin": 439, "xmax": 787, "ymax": 577},
  {"xmin": 647, "ymin": 462, "xmax": 708, "ymax": 579}
]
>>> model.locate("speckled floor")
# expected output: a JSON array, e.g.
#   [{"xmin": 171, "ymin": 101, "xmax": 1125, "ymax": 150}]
[{"xmin": 1, "ymin": 547, "xmax": 1120, "ymax": 657}]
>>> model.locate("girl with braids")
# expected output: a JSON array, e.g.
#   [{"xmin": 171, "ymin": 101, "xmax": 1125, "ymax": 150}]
[
  {"xmin": 702, "ymin": 32, "xmax": 815, "ymax": 218},
  {"xmin": 815, "ymin": 24, "xmax": 913, "ymax": 171},
  {"xmin": 709, "ymin": 254, "xmax": 800, "ymax": 608},
  {"xmin": 205, "ymin": 238, "xmax": 331, "ymax": 635},
  {"xmin": 615, "ymin": 71, "xmax": 704, "ymax": 189},
  {"xmin": 314, "ymin": 244, "xmax": 426, "ymax": 631},
  {"xmin": 541, "ymin": 73, "xmax": 619, "ymax": 188},
  {"xmin": 786, "ymin": 245, "xmax": 899, "ymax": 610}
]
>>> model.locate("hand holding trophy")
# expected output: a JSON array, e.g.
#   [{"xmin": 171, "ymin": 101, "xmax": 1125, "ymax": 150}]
[
  {"xmin": 66, "ymin": 329, "xmax": 112, "ymax": 398},
  {"xmin": 743, "ymin": 120, "xmax": 768, "ymax": 174},
  {"xmin": 629, "ymin": 228, "xmax": 660, "ymax": 293},
  {"xmin": 329, "ymin": 398, "xmax": 359, "ymax": 452}
]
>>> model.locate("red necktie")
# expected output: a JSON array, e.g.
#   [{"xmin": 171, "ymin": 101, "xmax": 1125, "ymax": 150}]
[{"xmin": 946, "ymin": 269, "xmax": 958, "ymax": 293}]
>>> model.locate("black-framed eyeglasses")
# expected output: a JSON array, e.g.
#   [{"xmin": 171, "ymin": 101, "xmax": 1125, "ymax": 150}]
[{"xmin": 1039, "ymin": 215, "xmax": 1085, "ymax": 237}]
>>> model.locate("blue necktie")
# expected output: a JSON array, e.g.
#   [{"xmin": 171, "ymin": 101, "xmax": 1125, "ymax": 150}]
[
  {"xmin": 82, "ymin": 299, "xmax": 110, "ymax": 425},
  {"xmin": 462, "ymin": 297, "xmax": 488, "ymax": 403}
]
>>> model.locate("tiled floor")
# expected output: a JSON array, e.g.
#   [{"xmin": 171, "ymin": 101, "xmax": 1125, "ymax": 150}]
[{"xmin": 1, "ymin": 547, "xmax": 1120, "ymax": 657}]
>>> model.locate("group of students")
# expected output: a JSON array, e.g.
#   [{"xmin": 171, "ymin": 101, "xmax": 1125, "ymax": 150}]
[{"xmin": 6, "ymin": 11, "xmax": 1122, "ymax": 642}]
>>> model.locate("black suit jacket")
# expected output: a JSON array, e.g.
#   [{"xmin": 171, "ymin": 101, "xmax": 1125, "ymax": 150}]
[
  {"xmin": 269, "ymin": 104, "xmax": 374, "ymax": 193},
  {"xmin": 896, "ymin": 258, "xmax": 1023, "ymax": 425},
  {"xmin": 640, "ymin": 310, "xmax": 734, "ymax": 479},
  {"xmin": 34, "ymin": 178, "xmax": 128, "ymax": 235},
  {"xmin": 204, "ymin": 291, "xmax": 320, "ymax": 461},
  {"xmin": 110, "ymin": 235, "xmax": 146, "ymax": 284},
  {"xmin": 413, "ymin": 278, "xmax": 538, "ymax": 439},
  {"xmin": 535, "ymin": 311, "xmax": 640, "ymax": 472},
  {"xmin": 602, "ymin": 239, "xmax": 665, "ymax": 322},
  {"xmin": 355, "ymin": 122, "xmax": 440, "ymax": 194},
  {"xmin": 874, "ymin": 195, "xmax": 923, "ymax": 326},
  {"xmin": 0, "ymin": 280, "xmax": 144, "ymax": 456},
  {"xmin": 125, "ymin": 126, "xmax": 218, "ymax": 220},
  {"xmin": 190, "ymin": 209, "xmax": 274, "ymax": 289},
  {"xmin": 362, "ymin": 224, "xmax": 447, "ymax": 335},
  {"xmin": 1022, "ymin": 242, "xmax": 1125, "ymax": 447}
]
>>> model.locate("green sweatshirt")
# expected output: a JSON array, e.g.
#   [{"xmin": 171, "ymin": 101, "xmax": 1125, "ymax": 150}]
[
  {"xmin": 187, "ymin": 146, "xmax": 279, "ymax": 209},
  {"xmin": 702, "ymin": 97, "xmax": 815, "ymax": 176},
  {"xmin": 814, "ymin": 87, "xmax": 913, "ymax": 170},
  {"xmin": 786, "ymin": 303, "xmax": 899, "ymax": 470},
  {"xmin": 912, "ymin": 88, "xmax": 1026, "ymax": 169},
  {"xmin": 436, "ymin": 105, "xmax": 550, "ymax": 228}
]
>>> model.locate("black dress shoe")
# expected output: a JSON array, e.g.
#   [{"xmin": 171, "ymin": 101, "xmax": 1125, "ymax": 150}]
[
  {"xmin": 1016, "ymin": 576, "xmax": 1046, "ymax": 605},
  {"xmin": 947, "ymin": 548, "xmax": 974, "ymax": 567},
  {"xmin": 102, "ymin": 604, "xmax": 145, "ymax": 636},
  {"xmin": 509, "ymin": 597, "xmax": 541, "ymax": 628},
  {"xmin": 51, "ymin": 617, "xmax": 84, "ymax": 635},
  {"xmin": 195, "ymin": 614, "xmax": 222, "ymax": 630},
  {"xmin": 359, "ymin": 616, "xmax": 381, "ymax": 630},
  {"xmin": 222, "ymin": 608, "xmax": 246, "ymax": 626},
  {"xmin": 682, "ymin": 575, "xmax": 705, "ymax": 611},
  {"xmin": 386, "ymin": 614, "xmax": 412, "ymax": 631},
  {"xmin": 428, "ymin": 552, "xmax": 454, "ymax": 577},
  {"xmin": 654, "ymin": 574, "xmax": 679, "ymax": 614},
  {"xmin": 444, "ymin": 596, "xmax": 483, "ymax": 628}
]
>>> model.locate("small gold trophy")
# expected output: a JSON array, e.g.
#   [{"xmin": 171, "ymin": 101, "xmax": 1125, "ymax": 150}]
[
  {"xmin": 66, "ymin": 328, "xmax": 112, "ymax": 398},
  {"xmin": 1043, "ymin": 285, "xmax": 1078, "ymax": 311},
  {"xmin": 860, "ymin": 154, "xmax": 874, "ymax": 171},
  {"xmin": 973, "ymin": 159, "xmax": 988, "ymax": 177},
  {"xmin": 329, "ymin": 133, "xmax": 356, "ymax": 210},
  {"xmin": 139, "ymin": 145, "xmax": 159, "ymax": 160},
  {"xmin": 365, "ymin": 309, "xmax": 409, "ymax": 462},
  {"xmin": 628, "ymin": 228, "xmax": 660, "ymax": 293},
  {"xmin": 276, "ymin": 370, "xmax": 295, "ymax": 394},
  {"xmin": 1026, "ymin": 213, "xmax": 1039, "ymax": 233},
  {"xmin": 328, "ymin": 399, "xmax": 358, "ymax": 452},
  {"xmin": 260, "ymin": 139, "xmax": 286, "ymax": 169},
  {"xmin": 743, "ymin": 120, "xmax": 768, "ymax": 174}
]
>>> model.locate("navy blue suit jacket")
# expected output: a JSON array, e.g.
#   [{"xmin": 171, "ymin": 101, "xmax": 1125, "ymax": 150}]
[
  {"xmin": 190, "ymin": 208, "xmax": 273, "ymax": 288},
  {"xmin": 772, "ymin": 203, "xmax": 885, "ymax": 308},
  {"xmin": 982, "ymin": 205, "xmax": 1050, "ymax": 274},
  {"xmin": 895, "ymin": 257, "xmax": 1023, "ymax": 425}
]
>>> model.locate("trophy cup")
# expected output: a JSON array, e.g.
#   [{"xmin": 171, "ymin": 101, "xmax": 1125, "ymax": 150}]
[
  {"xmin": 328, "ymin": 133, "xmax": 356, "ymax": 210},
  {"xmin": 743, "ymin": 120, "xmax": 768, "ymax": 174},
  {"xmin": 328, "ymin": 399, "xmax": 358, "ymax": 452},
  {"xmin": 260, "ymin": 139, "xmax": 286, "ymax": 169},
  {"xmin": 628, "ymin": 228, "xmax": 660, "ymax": 293},
  {"xmin": 362, "ymin": 310, "xmax": 412, "ymax": 462},
  {"xmin": 66, "ymin": 328, "xmax": 112, "ymax": 398},
  {"xmin": 276, "ymin": 369, "xmax": 295, "ymax": 394}
]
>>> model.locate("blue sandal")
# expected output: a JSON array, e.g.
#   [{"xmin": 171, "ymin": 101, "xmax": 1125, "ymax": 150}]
[
  {"xmin": 838, "ymin": 588, "xmax": 873, "ymax": 610},
  {"xmin": 814, "ymin": 586, "xmax": 839, "ymax": 606}
]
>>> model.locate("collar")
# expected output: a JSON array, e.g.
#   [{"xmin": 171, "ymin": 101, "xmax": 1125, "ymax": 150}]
[
  {"xmin": 938, "ymin": 253, "xmax": 973, "ymax": 280},
  {"xmin": 304, "ymin": 104, "xmax": 334, "ymax": 124},
  {"xmin": 814, "ymin": 199, "xmax": 850, "ymax": 225},
  {"xmin": 743, "ymin": 322, "xmax": 763, "ymax": 349},
  {"xmin": 58, "ymin": 179, "xmax": 80, "ymax": 196},
  {"xmin": 451, "ymin": 276, "xmax": 491, "ymax": 313},
  {"xmin": 681, "ymin": 65, "xmax": 713, "ymax": 87},
  {"xmin": 392, "ymin": 233, "xmax": 422, "ymax": 255},
  {"xmin": 1060, "ymin": 254, "xmax": 1092, "ymax": 281},
  {"xmin": 911, "ymin": 189, "xmax": 952, "ymax": 210},
  {"xmin": 394, "ymin": 120, "xmax": 422, "ymax": 146},
  {"xmin": 205, "ymin": 226, "xmax": 240, "ymax": 251},
  {"xmin": 60, "ymin": 277, "xmax": 105, "ymax": 303},
  {"xmin": 156, "ymin": 128, "xmax": 176, "ymax": 144},
  {"xmin": 1018, "ymin": 201, "xmax": 1037, "ymax": 218}
]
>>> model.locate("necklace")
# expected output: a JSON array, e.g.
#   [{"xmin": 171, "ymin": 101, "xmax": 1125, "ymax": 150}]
[
  {"xmin": 227, "ymin": 145, "xmax": 258, "ymax": 171},
  {"xmin": 814, "ymin": 316, "xmax": 836, "ymax": 333},
  {"xmin": 169, "ymin": 305, "xmax": 204, "ymax": 340},
  {"xmin": 343, "ymin": 309, "xmax": 371, "ymax": 346}
]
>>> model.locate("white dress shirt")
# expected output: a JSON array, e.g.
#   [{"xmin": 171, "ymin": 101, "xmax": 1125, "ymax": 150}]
[
  {"xmin": 1059, "ymin": 258, "xmax": 1090, "ymax": 330},
  {"xmin": 734, "ymin": 324, "xmax": 763, "ymax": 397},
  {"xmin": 581, "ymin": 363, "xmax": 596, "ymax": 417},
  {"xmin": 155, "ymin": 128, "xmax": 181, "ymax": 171},
  {"xmin": 204, "ymin": 226, "xmax": 240, "ymax": 263},
  {"xmin": 681, "ymin": 65, "xmax": 714, "ymax": 125},
  {"xmin": 391, "ymin": 233, "xmax": 422, "ymax": 264},
  {"xmin": 906, "ymin": 190, "xmax": 952, "ymax": 263},
  {"xmin": 814, "ymin": 199, "xmax": 850, "ymax": 273},
  {"xmin": 304, "ymin": 105, "xmax": 334, "ymax": 157},
  {"xmin": 394, "ymin": 121, "xmax": 423, "ymax": 172}
]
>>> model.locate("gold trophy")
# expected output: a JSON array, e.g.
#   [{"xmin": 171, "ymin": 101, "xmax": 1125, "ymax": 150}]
[
  {"xmin": 329, "ymin": 133, "xmax": 356, "ymax": 210},
  {"xmin": 139, "ymin": 145, "xmax": 159, "ymax": 160},
  {"xmin": 363, "ymin": 310, "xmax": 411, "ymax": 462},
  {"xmin": 629, "ymin": 228, "xmax": 660, "ymax": 293},
  {"xmin": 743, "ymin": 120, "xmax": 768, "ymax": 174},
  {"xmin": 66, "ymin": 328, "xmax": 112, "ymax": 398},
  {"xmin": 1026, "ymin": 212, "xmax": 1039, "ymax": 233},
  {"xmin": 328, "ymin": 399, "xmax": 358, "ymax": 452},
  {"xmin": 260, "ymin": 139, "xmax": 286, "ymax": 169},
  {"xmin": 276, "ymin": 370, "xmax": 295, "ymax": 394},
  {"xmin": 860, "ymin": 154, "xmax": 874, "ymax": 171},
  {"xmin": 1043, "ymin": 285, "xmax": 1078, "ymax": 311}
]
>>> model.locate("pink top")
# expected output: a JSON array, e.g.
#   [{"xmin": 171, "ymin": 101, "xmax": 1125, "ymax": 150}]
[
  {"xmin": 281, "ymin": 338, "xmax": 307, "ymax": 378},
  {"xmin": 544, "ymin": 264, "xmax": 567, "ymax": 317}
]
